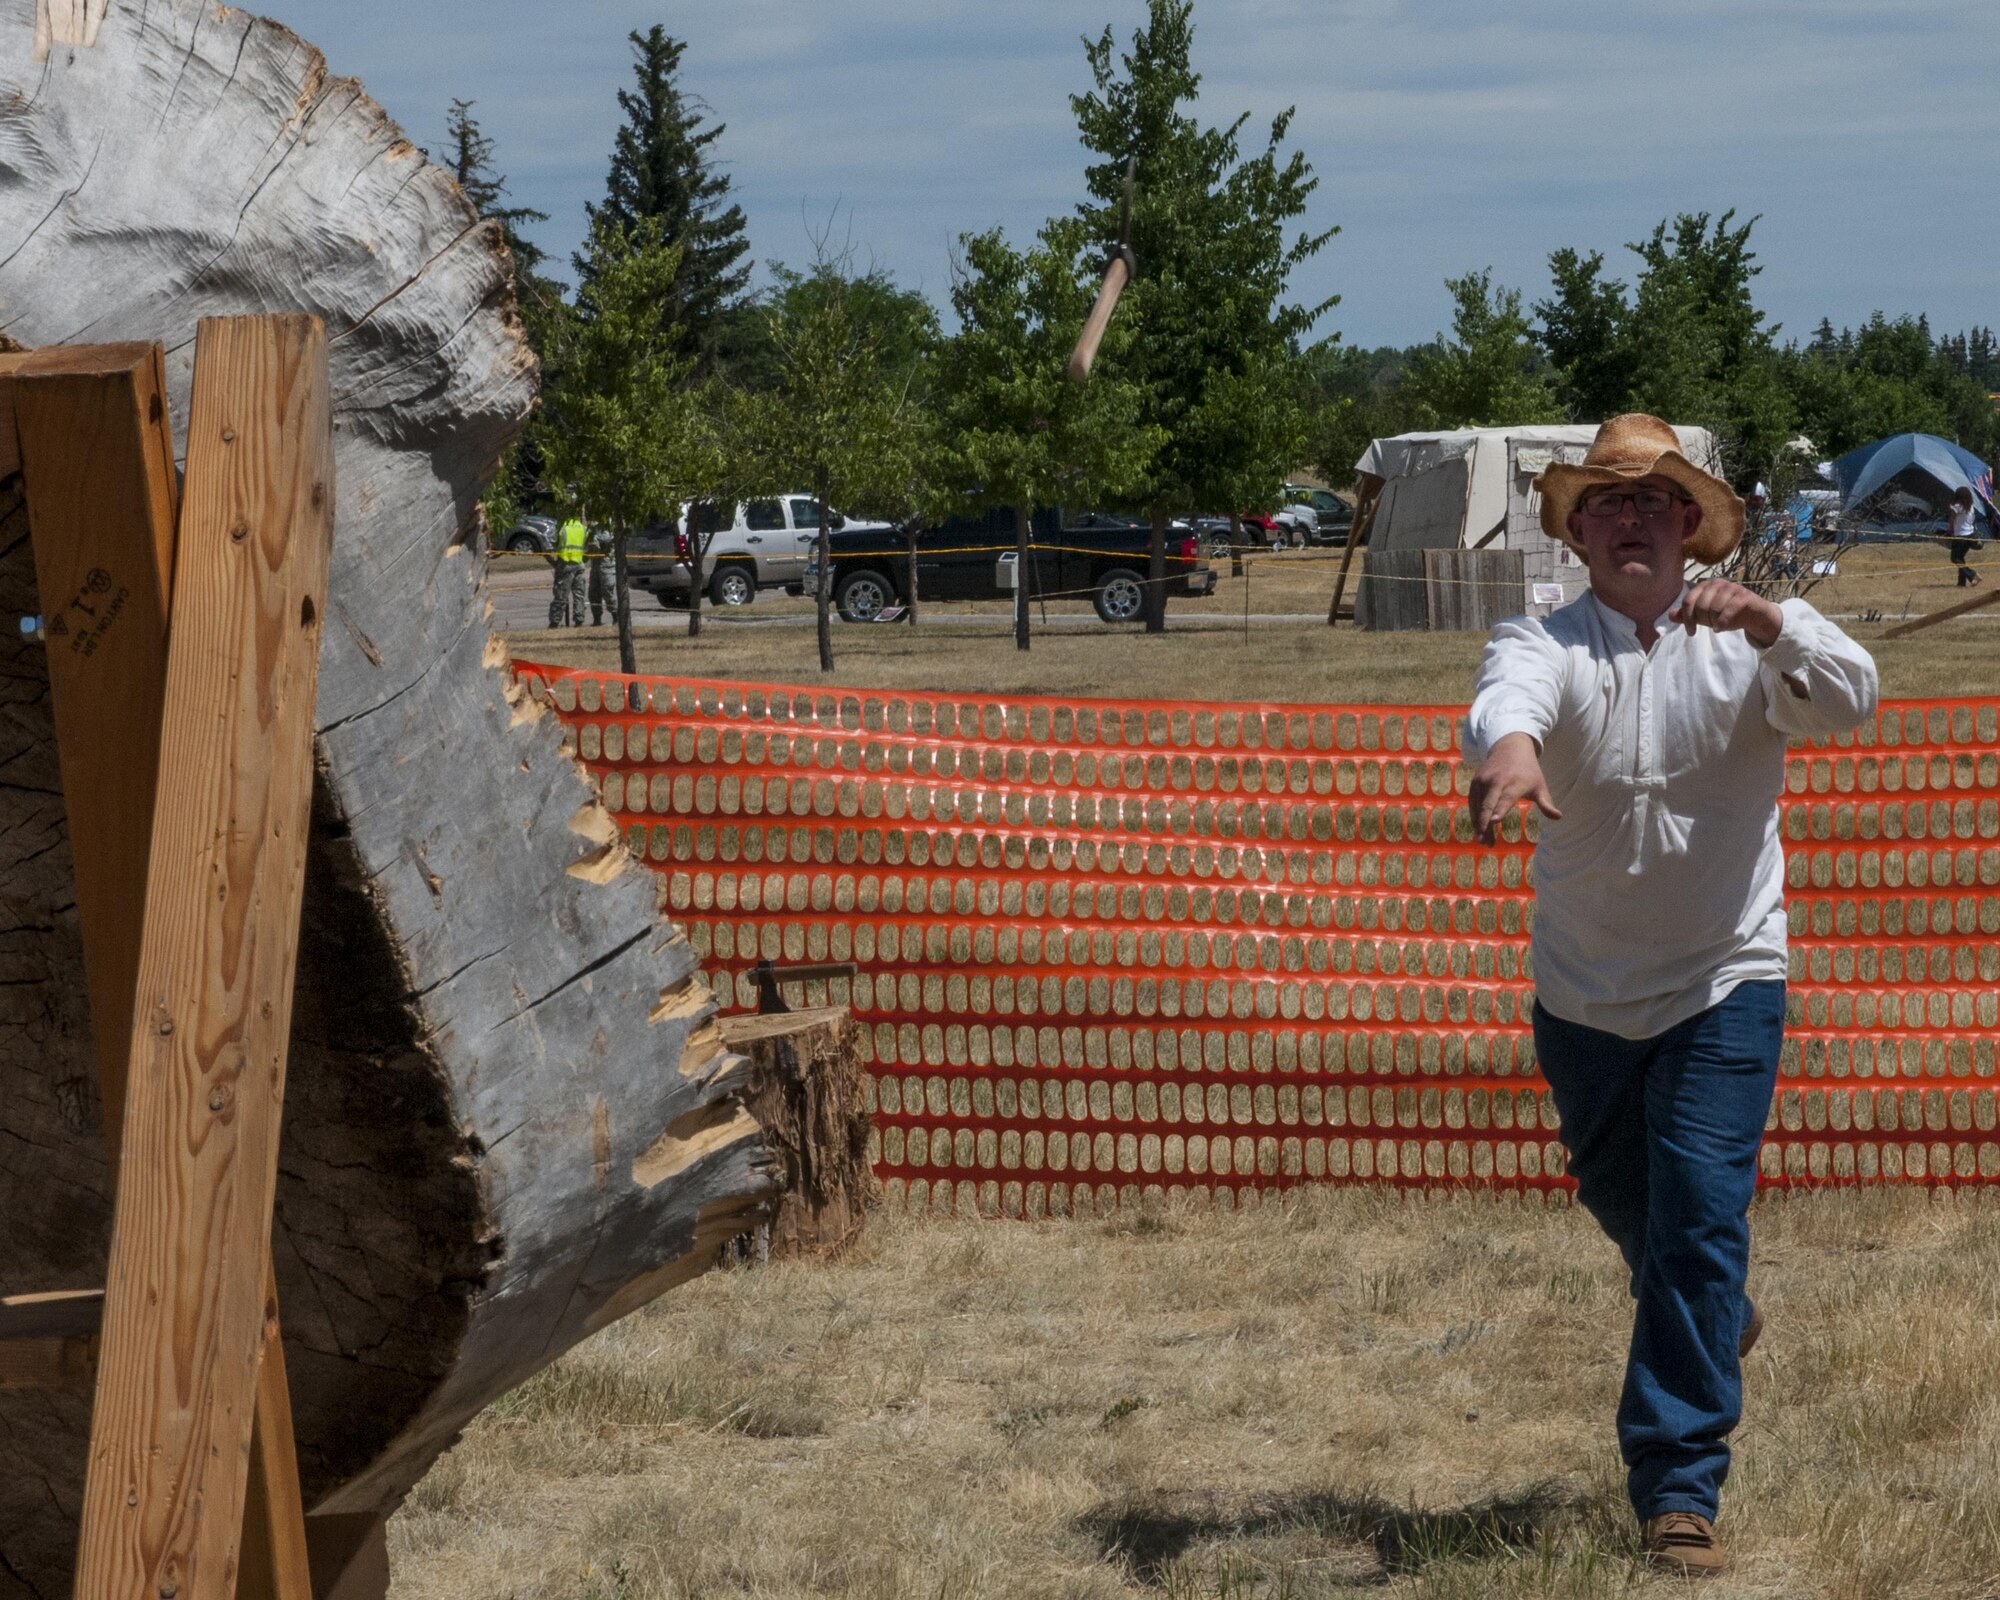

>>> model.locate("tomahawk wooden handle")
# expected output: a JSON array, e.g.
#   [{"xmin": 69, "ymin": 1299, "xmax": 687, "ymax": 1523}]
[
  {"xmin": 760, "ymin": 961, "xmax": 859, "ymax": 984},
  {"xmin": 1067, "ymin": 254, "xmax": 1131, "ymax": 384}
]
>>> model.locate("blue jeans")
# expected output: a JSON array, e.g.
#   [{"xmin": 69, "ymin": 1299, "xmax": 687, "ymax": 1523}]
[{"xmin": 1533, "ymin": 979, "xmax": 1785, "ymax": 1523}]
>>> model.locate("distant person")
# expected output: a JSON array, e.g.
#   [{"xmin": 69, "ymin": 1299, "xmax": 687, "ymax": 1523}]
[
  {"xmin": 548, "ymin": 512, "xmax": 587, "ymax": 628},
  {"xmin": 1945, "ymin": 486, "xmax": 1980, "ymax": 587},
  {"xmin": 1464, "ymin": 414, "xmax": 1878, "ymax": 1579},
  {"xmin": 587, "ymin": 528, "xmax": 611, "ymax": 625}
]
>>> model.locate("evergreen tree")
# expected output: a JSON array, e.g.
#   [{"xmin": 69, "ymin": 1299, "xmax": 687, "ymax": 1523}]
[
  {"xmin": 1071, "ymin": 0, "xmax": 1336, "ymax": 631},
  {"xmin": 437, "ymin": 98, "xmax": 561, "ymax": 540},
  {"xmin": 1972, "ymin": 326, "xmax": 1997, "ymax": 387},
  {"xmin": 584, "ymin": 26, "xmax": 752, "ymax": 366},
  {"xmin": 439, "ymin": 98, "xmax": 550, "ymax": 275}
]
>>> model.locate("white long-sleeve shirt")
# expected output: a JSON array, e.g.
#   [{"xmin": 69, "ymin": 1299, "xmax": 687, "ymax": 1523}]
[{"xmin": 1463, "ymin": 590, "xmax": 1879, "ymax": 1039}]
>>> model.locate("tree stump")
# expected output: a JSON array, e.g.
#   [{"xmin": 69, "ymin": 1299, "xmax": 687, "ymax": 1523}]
[
  {"xmin": 0, "ymin": 3, "xmax": 774, "ymax": 1589},
  {"xmin": 720, "ymin": 1009, "xmax": 875, "ymax": 1259}
]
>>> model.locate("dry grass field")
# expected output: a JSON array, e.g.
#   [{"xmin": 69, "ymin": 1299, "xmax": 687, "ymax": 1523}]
[
  {"xmin": 413, "ymin": 541, "xmax": 2000, "ymax": 1600},
  {"xmin": 394, "ymin": 1190, "xmax": 2000, "ymax": 1600}
]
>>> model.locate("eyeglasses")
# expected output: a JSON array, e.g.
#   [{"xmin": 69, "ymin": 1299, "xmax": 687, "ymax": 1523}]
[{"xmin": 1578, "ymin": 488, "xmax": 1686, "ymax": 520}]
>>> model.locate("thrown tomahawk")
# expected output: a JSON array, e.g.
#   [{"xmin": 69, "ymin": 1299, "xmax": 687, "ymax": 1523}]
[{"xmin": 1067, "ymin": 157, "xmax": 1137, "ymax": 383}]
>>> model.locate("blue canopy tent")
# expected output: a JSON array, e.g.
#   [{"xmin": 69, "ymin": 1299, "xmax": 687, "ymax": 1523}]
[{"xmin": 1830, "ymin": 433, "xmax": 1995, "ymax": 531}]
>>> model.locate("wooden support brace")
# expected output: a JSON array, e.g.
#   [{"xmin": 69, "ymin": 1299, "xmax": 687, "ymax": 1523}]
[
  {"xmin": 11, "ymin": 341, "xmax": 178, "ymax": 1130},
  {"xmin": 1327, "ymin": 483, "xmax": 1380, "ymax": 626},
  {"xmin": 8, "ymin": 336, "xmax": 319, "ymax": 1598},
  {"xmin": 57, "ymin": 315, "xmax": 332, "ymax": 1600}
]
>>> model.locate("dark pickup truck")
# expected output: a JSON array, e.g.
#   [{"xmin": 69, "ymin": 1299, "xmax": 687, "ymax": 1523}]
[{"xmin": 804, "ymin": 505, "xmax": 1217, "ymax": 624}]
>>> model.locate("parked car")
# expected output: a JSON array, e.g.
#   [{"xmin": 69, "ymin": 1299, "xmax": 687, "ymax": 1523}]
[
  {"xmin": 495, "ymin": 515, "xmax": 616, "ymax": 558},
  {"xmin": 1268, "ymin": 503, "xmax": 1319, "ymax": 546},
  {"xmin": 1237, "ymin": 506, "xmax": 1316, "ymax": 548},
  {"xmin": 498, "ymin": 514, "xmax": 558, "ymax": 554},
  {"xmin": 1283, "ymin": 484, "xmax": 1354, "ymax": 544},
  {"xmin": 627, "ymin": 496, "xmax": 894, "ymax": 608},
  {"xmin": 803, "ymin": 505, "xmax": 1217, "ymax": 625}
]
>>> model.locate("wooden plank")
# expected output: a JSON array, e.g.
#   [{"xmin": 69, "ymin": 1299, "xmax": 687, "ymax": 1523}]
[
  {"xmin": 12, "ymin": 341, "xmax": 178, "ymax": 1133},
  {"xmin": 1877, "ymin": 583, "xmax": 2000, "ymax": 639},
  {"xmin": 1326, "ymin": 483, "xmax": 1377, "ymax": 625},
  {"xmin": 238, "ymin": 1285, "xmax": 315, "ymax": 1600},
  {"xmin": 1422, "ymin": 549, "xmax": 1525, "ymax": 632},
  {"xmin": 0, "ymin": 347, "xmax": 32, "ymax": 478},
  {"xmin": 13, "ymin": 340, "xmax": 311, "ymax": 1595},
  {"xmin": 72, "ymin": 314, "xmax": 334, "ymax": 1600},
  {"xmin": 1357, "ymin": 548, "xmax": 1427, "ymax": 631}
]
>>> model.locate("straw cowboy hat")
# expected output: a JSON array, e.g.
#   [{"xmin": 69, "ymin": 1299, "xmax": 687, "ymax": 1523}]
[{"xmin": 1536, "ymin": 413, "xmax": 1745, "ymax": 565}]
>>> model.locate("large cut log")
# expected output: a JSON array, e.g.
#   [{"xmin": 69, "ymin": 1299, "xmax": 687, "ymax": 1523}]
[{"xmin": 0, "ymin": 3, "xmax": 774, "ymax": 1589}]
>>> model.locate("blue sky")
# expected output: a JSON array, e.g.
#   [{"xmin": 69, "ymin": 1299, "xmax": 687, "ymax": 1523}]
[{"xmin": 274, "ymin": 0, "xmax": 1996, "ymax": 349}]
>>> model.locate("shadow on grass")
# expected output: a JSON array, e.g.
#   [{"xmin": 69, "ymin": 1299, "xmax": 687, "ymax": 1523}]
[{"xmin": 1080, "ymin": 1482, "xmax": 1588, "ymax": 1587}]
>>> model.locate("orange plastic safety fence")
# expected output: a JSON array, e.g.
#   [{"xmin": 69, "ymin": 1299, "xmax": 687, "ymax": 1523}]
[{"xmin": 517, "ymin": 663, "xmax": 2000, "ymax": 1219}]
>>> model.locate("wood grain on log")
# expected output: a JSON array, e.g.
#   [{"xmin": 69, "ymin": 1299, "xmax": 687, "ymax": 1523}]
[
  {"xmin": 0, "ymin": 4, "xmax": 774, "ymax": 1590},
  {"xmin": 721, "ymin": 1008, "xmax": 875, "ymax": 1259}
]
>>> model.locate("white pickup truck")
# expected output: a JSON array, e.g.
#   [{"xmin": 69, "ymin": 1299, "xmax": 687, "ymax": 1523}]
[{"xmin": 626, "ymin": 495, "xmax": 893, "ymax": 608}]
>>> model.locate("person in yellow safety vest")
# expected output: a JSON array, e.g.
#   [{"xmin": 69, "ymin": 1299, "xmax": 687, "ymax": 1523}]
[{"xmin": 548, "ymin": 513, "xmax": 588, "ymax": 627}]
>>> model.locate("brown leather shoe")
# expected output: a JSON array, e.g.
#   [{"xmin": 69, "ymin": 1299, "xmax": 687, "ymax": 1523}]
[
  {"xmin": 1740, "ymin": 1297, "xmax": 1763, "ymax": 1359},
  {"xmin": 1642, "ymin": 1512, "xmax": 1726, "ymax": 1578}
]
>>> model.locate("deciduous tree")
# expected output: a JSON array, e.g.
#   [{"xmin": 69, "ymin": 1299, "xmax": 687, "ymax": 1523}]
[
  {"xmin": 932, "ymin": 221, "xmax": 1161, "ymax": 648},
  {"xmin": 542, "ymin": 216, "xmax": 718, "ymax": 673},
  {"xmin": 744, "ymin": 254, "xmax": 927, "ymax": 671},
  {"xmin": 1072, "ymin": 0, "xmax": 1336, "ymax": 631},
  {"xmin": 1400, "ymin": 270, "xmax": 1563, "ymax": 429}
]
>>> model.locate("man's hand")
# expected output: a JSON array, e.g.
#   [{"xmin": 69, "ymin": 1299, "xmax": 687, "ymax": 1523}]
[
  {"xmin": 1667, "ymin": 579, "xmax": 1784, "ymax": 647},
  {"xmin": 1468, "ymin": 731, "xmax": 1562, "ymax": 845}
]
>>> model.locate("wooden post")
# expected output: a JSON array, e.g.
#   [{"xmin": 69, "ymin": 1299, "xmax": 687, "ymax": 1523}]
[
  {"xmin": 11, "ymin": 339, "xmax": 317, "ymax": 1599},
  {"xmin": 1146, "ymin": 511, "xmax": 1167, "ymax": 634},
  {"xmin": 1014, "ymin": 503, "xmax": 1031, "ymax": 652},
  {"xmin": 72, "ymin": 315, "xmax": 334, "ymax": 1600}
]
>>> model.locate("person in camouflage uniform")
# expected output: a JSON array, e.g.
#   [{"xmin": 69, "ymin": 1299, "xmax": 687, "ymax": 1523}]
[{"xmin": 587, "ymin": 527, "xmax": 611, "ymax": 625}]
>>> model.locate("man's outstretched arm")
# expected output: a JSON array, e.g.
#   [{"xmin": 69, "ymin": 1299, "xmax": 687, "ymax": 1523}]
[{"xmin": 1463, "ymin": 616, "xmax": 1566, "ymax": 845}]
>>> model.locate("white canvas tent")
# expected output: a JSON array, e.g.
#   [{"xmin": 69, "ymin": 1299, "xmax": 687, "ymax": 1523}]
[{"xmin": 1350, "ymin": 423, "xmax": 1719, "ymax": 623}]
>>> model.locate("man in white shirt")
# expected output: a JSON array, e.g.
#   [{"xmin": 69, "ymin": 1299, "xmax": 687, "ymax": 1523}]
[{"xmin": 1463, "ymin": 414, "xmax": 1878, "ymax": 1579}]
